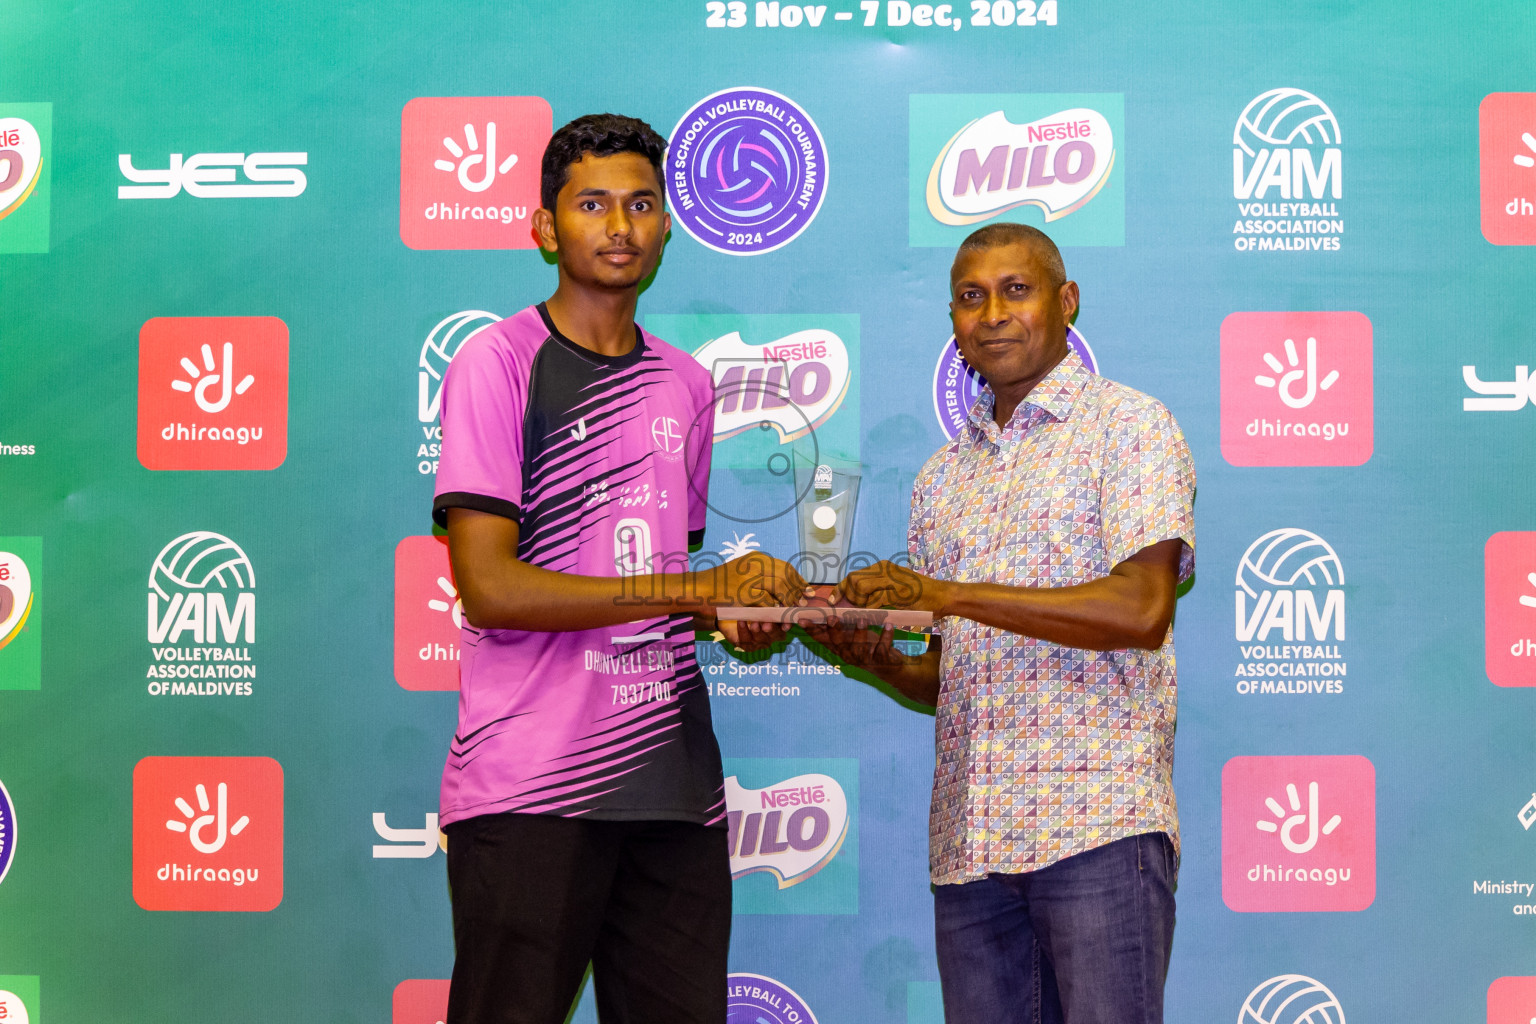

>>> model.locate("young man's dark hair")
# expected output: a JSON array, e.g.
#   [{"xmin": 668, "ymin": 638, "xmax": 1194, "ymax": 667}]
[{"xmin": 539, "ymin": 112, "xmax": 667, "ymax": 213}]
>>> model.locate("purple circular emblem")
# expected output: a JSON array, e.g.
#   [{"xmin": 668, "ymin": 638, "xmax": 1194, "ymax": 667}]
[
  {"xmin": 667, "ymin": 88, "xmax": 828, "ymax": 256},
  {"xmin": 931, "ymin": 325, "xmax": 1097, "ymax": 440},
  {"xmin": 0, "ymin": 777, "xmax": 15, "ymax": 886},
  {"xmin": 726, "ymin": 972, "xmax": 819, "ymax": 1024}
]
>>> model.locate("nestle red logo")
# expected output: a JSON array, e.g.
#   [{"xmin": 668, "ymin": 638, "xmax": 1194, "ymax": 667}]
[
  {"xmin": 400, "ymin": 97, "xmax": 551, "ymax": 250},
  {"xmin": 1026, "ymin": 119, "xmax": 1093, "ymax": 142},
  {"xmin": 760, "ymin": 340, "xmax": 828, "ymax": 363},
  {"xmin": 137, "ymin": 317, "xmax": 289, "ymax": 471},
  {"xmin": 132, "ymin": 755, "xmax": 283, "ymax": 911},
  {"xmin": 760, "ymin": 784, "xmax": 828, "ymax": 808}
]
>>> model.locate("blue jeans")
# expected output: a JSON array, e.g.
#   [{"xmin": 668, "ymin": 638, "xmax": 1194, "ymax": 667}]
[{"xmin": 933, "ymin": 832, "xmax": 1177, "ymax": 1024}]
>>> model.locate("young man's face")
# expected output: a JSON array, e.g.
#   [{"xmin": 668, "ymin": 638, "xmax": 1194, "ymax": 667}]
[
  {"xmin": 948, "ymin": 241, "xmax": 1080, "ymax": 394},
  {"xmin": 536, "ymin": 151, "xmax": 670, "ymax": 291}
]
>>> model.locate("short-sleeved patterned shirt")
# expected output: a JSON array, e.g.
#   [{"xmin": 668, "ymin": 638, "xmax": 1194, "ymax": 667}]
[{"xmin": 908, "ymin": 348, "xmax": 1195, "ymax": 885}]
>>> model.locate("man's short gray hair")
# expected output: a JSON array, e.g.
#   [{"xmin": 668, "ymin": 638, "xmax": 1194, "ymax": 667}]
[{"xmin": 953, "ymin": 223, "xmax": 1067, "ymax": 286}]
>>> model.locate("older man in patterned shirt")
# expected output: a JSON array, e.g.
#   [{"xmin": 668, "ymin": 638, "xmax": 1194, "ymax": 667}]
[{"xmin": 814, "ymin": 223, "xmax": 1195, "ymax": 1024}]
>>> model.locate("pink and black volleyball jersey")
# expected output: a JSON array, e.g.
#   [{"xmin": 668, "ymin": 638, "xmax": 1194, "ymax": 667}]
[{"xmin": 432, "ymin": 303, "xmax": 723, "ymax": 828}]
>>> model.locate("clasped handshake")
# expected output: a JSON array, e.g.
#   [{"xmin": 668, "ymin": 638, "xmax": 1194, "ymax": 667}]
[{"xmin": 699, "ymin": 552, "xmax": 946, "ymax": 670}]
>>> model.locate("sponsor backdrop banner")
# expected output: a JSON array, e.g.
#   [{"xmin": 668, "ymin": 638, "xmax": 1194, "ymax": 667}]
[{"xmin": 3, "ymin": 2, "xmax": 1536, "ymax": 1021}]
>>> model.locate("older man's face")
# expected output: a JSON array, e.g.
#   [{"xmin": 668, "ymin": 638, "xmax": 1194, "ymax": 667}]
[{"xmin": 949, "ymin": 242, "xmax": 1079, "ymax": 397}]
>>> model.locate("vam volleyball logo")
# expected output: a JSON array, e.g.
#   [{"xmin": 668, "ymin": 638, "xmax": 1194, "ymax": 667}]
[
  {"xmin": 400, "ymin": 97, "xmax": 551, "ymax": 250},
  {"xmin": 394, "ymin": 535, "xmax": 462, "ymax": 691},
  {"xmin": 1232, "ymin": 88, "xmax": 1344, "ymax": 252},
  {"xmin": 1222, "ymin": 755, "xmax": 1376, "ymax": 913},
  {"xmin": 666, "ymin": 87, "xmax": 828, "ymax": 255},
  {"xmin": 0, "ymin": 777, "xmax": 16, "ymax": 886},
  {"xmin": 910, "ymin": 94, "xmax": 1123, "ymax": 247},
  {"xmin": 1484, "ymin": 532, "xmax": 1536, "ymax": 687},
  {"xmin": 0, "ymin": 540, "xmax": 40, "ymax": 690},
  {"xmin": 1238, "ymin": 974, "xmax": 1345, "ymax": 1024},
  {"xmin": 414, "ymin": 310, "xmax": 501, "ymax": 474},
  {"xmin": 145, "ymin": 531, "xmax": 257, "ymax": 697},
  {"xmin": 727, "ymin": 974, "xmax": 819, "ymax": 1024},
  {"xmin": 1233, "ymin": 528, "xmax": 1348, "ymax": 696},
  {"xmin": 0, "ymin": 978, "xmax": 38, "ymax": 1024},
  {"xmin": 132, "ymin": 755, "xmax": 283, "ymax": 911},
  {"xmin": 137, "ymin": 317, "xmax": 289, "ymax": 471},
  {"xmin": 1220, "ymin": 311, "xmax": 1373, "ymax": 467},
  {"xmin": 0, "ymin": 104, "xmax": 51, "ymax": 254},
  {"xmin": 932, "ymin": 326, "xmax": 1095, "ymax": 440}
]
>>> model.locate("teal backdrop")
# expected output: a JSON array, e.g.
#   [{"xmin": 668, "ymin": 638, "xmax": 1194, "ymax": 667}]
[{"xmin": 3, "ymin": 2, "xmax": 1536, "ymax": 1021}]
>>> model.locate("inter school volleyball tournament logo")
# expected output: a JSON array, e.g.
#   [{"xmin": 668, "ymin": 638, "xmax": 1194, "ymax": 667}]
[
  {"xmin": 910, "ymin": 94, "xmax": 1123, "ymax": 247},
  {"xmin": 145, "ymin": 531, "xmax": 257, "ymax": 697},
  {"xmin": 1233, "ymin": 528, "xmax": 1348, "ymax": 696},
  {"xmin": 394, "ymin": 535, "xmax": 462, "ymax": 692},
  {"xmin": 0, "ymin": 541, "xmax": 40, "ymax": 690},
  {"xmin": 666, "ymin": 88, "xmax": 828, "ymax": 255},
  {"xmin": 0, "ymin": 103, "xmax": 52, "ymax": 254},
  {"xmin": 1238, "ymin": 975, "xmax": 1345, "ymax": 1024},
  {"xmin": 727, "ymin": 974, "xmax": 819, "ymax": 1024},
  {"xmin": 1232, "ymin": 88, "xmax": 1344, "ymax": 252},
  {"xmin": 1220, "ymin": 312, "xmax": 1373, "ymax": 467},
  {"xmin": 414, "ymin": 309, "xmax": 501, "ymax": 474},
  {"xmin": 137, "ymin": 316, "xmax": 289, "ymax": 471},
  {"xmin": 132, "ymin": 755, "xmax": 283, "ymax": 911},
  {"xmin": 931, "ymin": 326, "xmax": 1095, "ymax": 440},
  {"xmin": 400, "ymin": 97, "xmax": 551, "ymax": 250},
  {"xmin": 1479, "ymin": 93, "xmax": 1536, "ymax": 246},
  {"xmin": 1222, "ymin": 755, "xmax": 1375, "ymax": 913},
  {"xmin": 0, "ymin": 776, "xmax": 16, "ymax": 886},
  {"xmin": 1485, "ymin": 532, "xmax": 1536, "ymax": 687}
]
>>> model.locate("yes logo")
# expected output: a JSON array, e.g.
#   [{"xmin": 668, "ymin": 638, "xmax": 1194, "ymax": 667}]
[
  {"xmin": 1221, "ymin": 312, "xmax": 1373, "ymax": 466},
  {"xmin": 117, "ymin": 152, "xmax": 307, "ymax": 199},
  {"xmin": 400, "ymin": 97, "xmax": 551, "ymax": 250},
  {"xmin": 1463, "ymin": 364, "xmax": 1536, "ymax": 411},
  {"xmin": 1222, "ymin": 755, "xmax": 1375, "ymax": 912},
  {"xmin": 724, "ymin": 759, "xmax": 857, "ymax": 915},
  {"xmin": 910, "ymin": 94, "xmax": 1124, "ymax": 247},
  {"xmin": 132, "ymin": 755, "xmax": 283, "ymax": 911},
  {"xmin": 373, "ymin": 812, "xmax": 443, "ymax": 858},
  {"xmin": 0, "ymin": 540, "xmax": 41, "ymax": 690},
  {"xmin": 393, "ymin": 980, "xmax": 450, "ymax": 1024},
  {"xmin": 1489, "ymin": 976, "xmax": 1536, "ymax": 1024},
  {"xmin": 137, "ymin": 317, "xmax": 289, "ymax": 471},
  {"xmin": 0, "ymin": 104, "xmax": 52, "ymax": 253},
  {"xmin": 394, "ymin": 536, "xmax": 462, "ymax": 691},
  {"xmin": 1480, "ymin": 93, "xmax": 1536, "ymax": 245},
  {"xmin": 1484, "ymin": 532, "xmax": 1536, "ymax": 687}
]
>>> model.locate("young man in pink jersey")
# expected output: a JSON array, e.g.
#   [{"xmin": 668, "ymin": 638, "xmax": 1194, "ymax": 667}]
[{"xmin": 433, "ymin": 114, "xmax": 804, "ymax": 1024}]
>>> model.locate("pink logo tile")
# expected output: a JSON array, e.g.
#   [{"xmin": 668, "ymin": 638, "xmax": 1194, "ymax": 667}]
[
  {"xmin": 1222, "ymin": 755, "xmax": 1375, "ymax": 912},
  {"xmin": 1485, "ymin": 532, "xmax": 1536, "ymax": 687},
  {"xmin": 400, "ymin": 97, "xmax": 551, "ymax": 250},
  {"xmin": 393, "ymin": 979, "xmax": 450, "ymax": 1024},
  {"xmin": 1489, "ymin": 977, "xmax": 1536, "ymax": 1024},
  {"xmin": 1221, "ymin": 312, "xmax": 1373, "ymax": 467},
  {"xmin": 394, "ymin": 536, "xmax": 462, "ymax": 691},
  {"xmin": 1481, "ymin": 93, "xmax": 1536, "ymax": 246}
]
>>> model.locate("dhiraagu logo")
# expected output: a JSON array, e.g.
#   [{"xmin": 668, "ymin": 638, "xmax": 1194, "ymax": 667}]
[
  {"xmin": 0, "ymin": 539, "xmax": 41, "ymax": 690},
  {"xmin": 910, "ymin": 94, "xmax": 1123, "ymax": 247},
  {"xmin": 723, "ymin": 758, "xmax": 857, "ymax": 915},
  {"xmin": 0, "ymin": 104, "xmax": 52, "ymax": 254}
]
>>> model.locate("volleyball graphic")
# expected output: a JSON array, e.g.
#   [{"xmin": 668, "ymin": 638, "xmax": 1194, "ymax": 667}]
[
  {"xmin": 1238, "ymin": 974, "xmax": 1345, "ymax": 1024},
  {"xmin": 1236, "ymin": 528, "xmax": 1344, "ymax": 598},
  {"xmin": 149, "ymin": 531, "xmax": 254, "ymax": 599},
  {"xmin": 418, "ymin": 310, "xmax": 500, "ymax": 422},
  {"xmin": 1234, "ymin": 88, "xmax": 1340, "ymax": 157}
]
